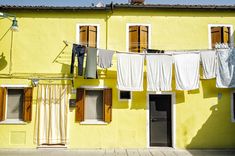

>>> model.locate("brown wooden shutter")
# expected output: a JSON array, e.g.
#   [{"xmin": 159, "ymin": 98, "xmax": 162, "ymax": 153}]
[
  {"xmin": 140, "ymin": 26, "xmax": 148, "ymax": 53},
  {"xmin": 129, "ymin": 26, "xmax": 139, "ymax": 52},
  {"xmin": 80, "ymin": 26, "xmax": 88, "ymax": 46},
  {"xmin": 23, "ymin": 88, "xmax": 33, "ymax": 122},
  {"xmin": 223, "ymin": 27, "xmax": 230, "ymax": 45},
  {"xmin": 103, "ymin": 88, "xmax": 112, "ymax": 123},
  {"xmin": 88, "ymin": 26, "xmax": 97, "ymax": 48},
  {"xmin": 0, "ymin": 87, "xmax": 6, "ymax": 121},
  {"xmin": 75, "ymin": 88, "xmax": 85, "ymax": 122},
  {"xmin": 211, "ymin": 27, "xmax": 222, "ymax": 48}
]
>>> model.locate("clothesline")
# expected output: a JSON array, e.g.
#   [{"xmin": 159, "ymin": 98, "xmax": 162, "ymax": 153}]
[{"xmin": 63, "ymin": 40, "xmax": 232, "ymax": 55}]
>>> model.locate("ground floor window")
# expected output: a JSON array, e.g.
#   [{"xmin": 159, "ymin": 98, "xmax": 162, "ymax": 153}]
[
  {"xmin": 75, "ymin": 87, "xmax": 112, "ymax": 123},
  {"xmin": 0, "ymin": 87, "xmax": 33, "ymax": 123}
]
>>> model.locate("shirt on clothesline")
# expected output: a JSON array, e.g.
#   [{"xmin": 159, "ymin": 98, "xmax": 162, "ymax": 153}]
[
  {"xmin": 98, "ymin": 49, "xmax": 115, "ymax": 69},
  {"xmin": 117, "ymin": 53, "xmax": 144, "ymax": 91},
  {"xmin": 174, "ymin": 53, "xmax": 200, "ymax": 91}
]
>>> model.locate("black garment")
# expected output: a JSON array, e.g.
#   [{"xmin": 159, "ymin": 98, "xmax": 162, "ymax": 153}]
[
  {"xmin": 70, "ymin": 44, "xmax": 86, "ymax": 76},
  {"xmin": 147, "ymin": 49, "xmax": 165, "ymax": 53}
]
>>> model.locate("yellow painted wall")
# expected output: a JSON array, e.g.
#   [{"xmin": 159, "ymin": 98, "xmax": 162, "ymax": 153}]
[{"xmin": 0, "ymin": 9, "xmax": 235, "ymax": 149}]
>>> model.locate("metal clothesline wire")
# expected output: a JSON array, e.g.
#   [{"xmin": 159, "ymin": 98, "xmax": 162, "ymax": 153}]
[{"xmin": 63, "ymin": 40, "xmax": 233, "ymax": 56}]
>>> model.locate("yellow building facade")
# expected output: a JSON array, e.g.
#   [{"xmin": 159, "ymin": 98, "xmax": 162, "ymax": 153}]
[{"xmin": 0, "ymin": 4, "xmax": 235, "ymax": 149}]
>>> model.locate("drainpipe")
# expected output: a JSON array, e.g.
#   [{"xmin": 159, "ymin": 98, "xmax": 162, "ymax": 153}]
[{"xmin": 105, "ymin": 2, "xmax": 114, "ymax": 50}]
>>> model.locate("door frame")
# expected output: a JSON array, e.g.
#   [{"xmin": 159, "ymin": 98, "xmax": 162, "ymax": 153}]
[{"xmin": 146, "ymin": 92, "xmax": 176, "ymax": 148}]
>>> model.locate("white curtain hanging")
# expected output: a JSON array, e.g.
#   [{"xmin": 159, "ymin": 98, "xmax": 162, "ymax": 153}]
[{"xmin": 35, "ymin": 84, "xmax": 70, "ymax": 145}]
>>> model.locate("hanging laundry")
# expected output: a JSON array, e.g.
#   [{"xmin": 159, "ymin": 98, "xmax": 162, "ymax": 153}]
[
  {"xmin": 146, "ymin": 54, "xmax": 173, "ymax": 91},
  {"xmin": 98, "ymin": 49, "xmax": 115, "ymax": 68},
  {"xmin": 85, "ymin": 47, "xmax": 98, "ymax": 79},
  {"xmin": 117, "ymin": 53, "xmax": 144, "ymax": 91},
  {"xmin": 200, "ymin": 50, "xmax": 217, "ymax": 79},
  {"xmin": 70, "ymin": 44, "xmax": 86, "ymax": 76},
  {"xmin": 216, "ymin": 48, "xmax": 235, "ymax": 88},
  {"xmin": 174, "ymin": 53, "xmax": 200, "ymax": 90}
]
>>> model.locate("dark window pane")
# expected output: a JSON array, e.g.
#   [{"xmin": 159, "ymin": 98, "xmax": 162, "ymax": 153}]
[{"xmin": 120, "ymin": 91, "xmax": 131, "ymax": 100}]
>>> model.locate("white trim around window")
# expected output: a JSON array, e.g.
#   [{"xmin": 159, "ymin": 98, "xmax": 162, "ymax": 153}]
[
  {"xmin": 118, "ymin": 90, "xmax": 132, "ymax": 101},
  {"xmin": 208, "ymin": 24, "xmax": 234, "ymax": 49},
  {"xmin": 126, "ymin": 23, "xmax": 151, "ymax": 52},
  {"xmin": 76, "ymin": 24, "xmax": 100, "ymax": 48}
]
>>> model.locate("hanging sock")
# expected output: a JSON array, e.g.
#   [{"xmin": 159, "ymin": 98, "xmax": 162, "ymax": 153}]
[
  {"xmin": 146, "ymin": 54, "xmax": 173, "ymax": 91},
  {"xmin": 117, "ymin": 53, "xmax": 144, "ymax": 91},
  {"xmin": 216, "ymin": 48, "xmax": 235, "ymax": 88},
  {"xmin": 98, "ymin": 49, "xmax": 115, "ymax": 69},
  {"xmin": 200, "ymin": 50, "xmax": 217, "ymax": 79},
  {"xmin": 174, "ymin": 53, "xmax": 200, "ymax": 90},
  {"xmin": 85, "ymin": 47, "xmax": 98, "ymax": 79}
]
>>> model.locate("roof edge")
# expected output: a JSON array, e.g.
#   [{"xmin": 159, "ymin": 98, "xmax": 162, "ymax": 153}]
[{"xmin": 0, "ymin": 4, "xmax": 235, "ymax": 10}]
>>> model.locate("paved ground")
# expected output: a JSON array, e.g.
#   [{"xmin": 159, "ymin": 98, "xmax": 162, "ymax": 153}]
[{"xmin": 0, "ymin": 148, "xmax": 235, "ymax": 156}]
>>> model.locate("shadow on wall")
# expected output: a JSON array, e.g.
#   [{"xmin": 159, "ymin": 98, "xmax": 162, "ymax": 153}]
[
  {"xmin": 0, "ymin": 27, "xmax": 13, "ymax": 72},
  {"xmin": 0, "ymin": 53, "xmax": 7, "ymax": 71},
  {"xmin": 186, "ymin": 88, "xmax": 235, "ymax": 149}
]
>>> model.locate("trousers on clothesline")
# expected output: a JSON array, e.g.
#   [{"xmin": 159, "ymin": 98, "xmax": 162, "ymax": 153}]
[{"xmin": 70, "ymin": 44, "xmax": 86, "ymax": 76}]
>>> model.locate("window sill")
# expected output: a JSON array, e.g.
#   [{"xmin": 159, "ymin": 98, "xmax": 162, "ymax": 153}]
[
  {"xmin": 80, "ymin": 120, "xmax": 108, "ymax": 125},
  {"xmin": 0, "ymin": 119, "xmax": 26, "ymax": 125}
]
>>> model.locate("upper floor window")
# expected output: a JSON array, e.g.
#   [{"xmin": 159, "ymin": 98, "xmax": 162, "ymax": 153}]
[
  {"xmin": 209, "ymin": 25, "xmax": 233, "ymax": 49},
  {"xmin": 77, "ymin": 25, "xmax": 98, "ymax": 48},
  {"xmin": 128, "ymin": 25, "xmax": 149, "ymax": 53}
]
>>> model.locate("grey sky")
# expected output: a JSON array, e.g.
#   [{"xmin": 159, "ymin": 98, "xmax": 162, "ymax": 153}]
[{"xmin": 0, "ymin": 0, "xmax": 234, "ymax": 6}]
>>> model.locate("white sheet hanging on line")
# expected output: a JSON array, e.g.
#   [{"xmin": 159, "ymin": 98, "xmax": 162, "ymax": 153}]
[
  {"xmin": 117, "ymin": 53, "xmax": 144, "ymax": 91},
  {"xmin": 200, "ymin": 50, "xmax": 217, "ymax": 79},
  {"xmin": 174, "ymin": 53, "xmax": 200, "ymax": 90},
  {"xmin": 216, "ymin": 48, "xmax": 235, "ymax": 88},
  {"xmin": 146, "ymin": 54, "xmax": 173, "ymax": 91}
]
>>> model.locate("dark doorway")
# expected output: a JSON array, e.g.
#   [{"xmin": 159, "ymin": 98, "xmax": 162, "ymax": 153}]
[{"xmin": 149, "ymin": 94, "xmax": 172, "ymax": 147}]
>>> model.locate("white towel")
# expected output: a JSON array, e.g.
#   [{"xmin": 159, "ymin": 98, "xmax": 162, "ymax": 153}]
[
  {"xmin": 146, "ymin": 55, "xmax": 173, "ymax": 91},
  {"xmin": 216, "ymin": 48, "xmax": 235, "ymax": 88},
  {"xmin": 200, "ymin": 50, "xmax": 217, "ymax": 79},
  {"xmin": 117, "ymin": 53, "xmax": 144, "ymax": 91},
  {"xmin": 174, "ymin": 53, "xmax": 200, "ymax": 90}
]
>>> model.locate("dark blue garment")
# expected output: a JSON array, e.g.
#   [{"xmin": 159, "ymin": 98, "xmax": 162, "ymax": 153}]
[{"xmin": 70, "ymin": 44, "xmax": 86, "ymax": 76}]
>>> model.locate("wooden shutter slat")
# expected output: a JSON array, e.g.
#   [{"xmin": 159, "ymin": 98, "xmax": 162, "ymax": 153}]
[
  {"xmin": 75, "ymin": 88, "xmax": 85, "ymax": 122},
  {"xmin": 0, "ymin": 87, "xmax": 6, "ymax": 121},
  {"xmin": 140, "ymin": 26, "xmax": 148, "ymax": 53},
  {"xmin": 23, "ymin": 88, "xmax": 33, "ymax": 122},
  {"xmin": 103, "ymin": 88, "xmax": 112, "ymax": 123},
  {"xmin": 223, "ymin": 26, "xmax": 230, "ymax": 44},
  {"xmin": 211, "ymin": 27, "xmax": 222, "ymax": 48},
  {"xmin": 80, "ymin": 26, "xmax": 88, "ymax": 46},
  {"xmin": 88, "ymin": 26, "xmax": 97, "ymax": 48},
  {"xmin": 129, "ymin": 26, "xmax": 139, "ymax": 52}
]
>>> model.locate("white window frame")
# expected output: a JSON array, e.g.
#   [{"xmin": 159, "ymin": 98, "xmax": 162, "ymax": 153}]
[
  {"xmin": 126, "ymin": 23, "xmax": 151, "ymax": 52},
  {"xmin": 146, "ymin": 92, "xmax": 176, "ymax": 148},
  {"xmin": 76, "ymin": 24, "xmax": 100, "ymax": 49},
  {"xmin": 118, "ymin": 90, "xmax": 132, "ymax": 101},
  {"xmin": 208, "ymin": 24, "xmax": 234, "ymax": 49},
  {"xmin": 0, "ymin": 85, "xmax": 29, "ymax": 125},
  {"xmin": 231, "ymin": 91, "xmax": 235, "ymax": 123},
  {"xmin": 79, "ymin": 86, "xmax": 108, "ymax": 125}
]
